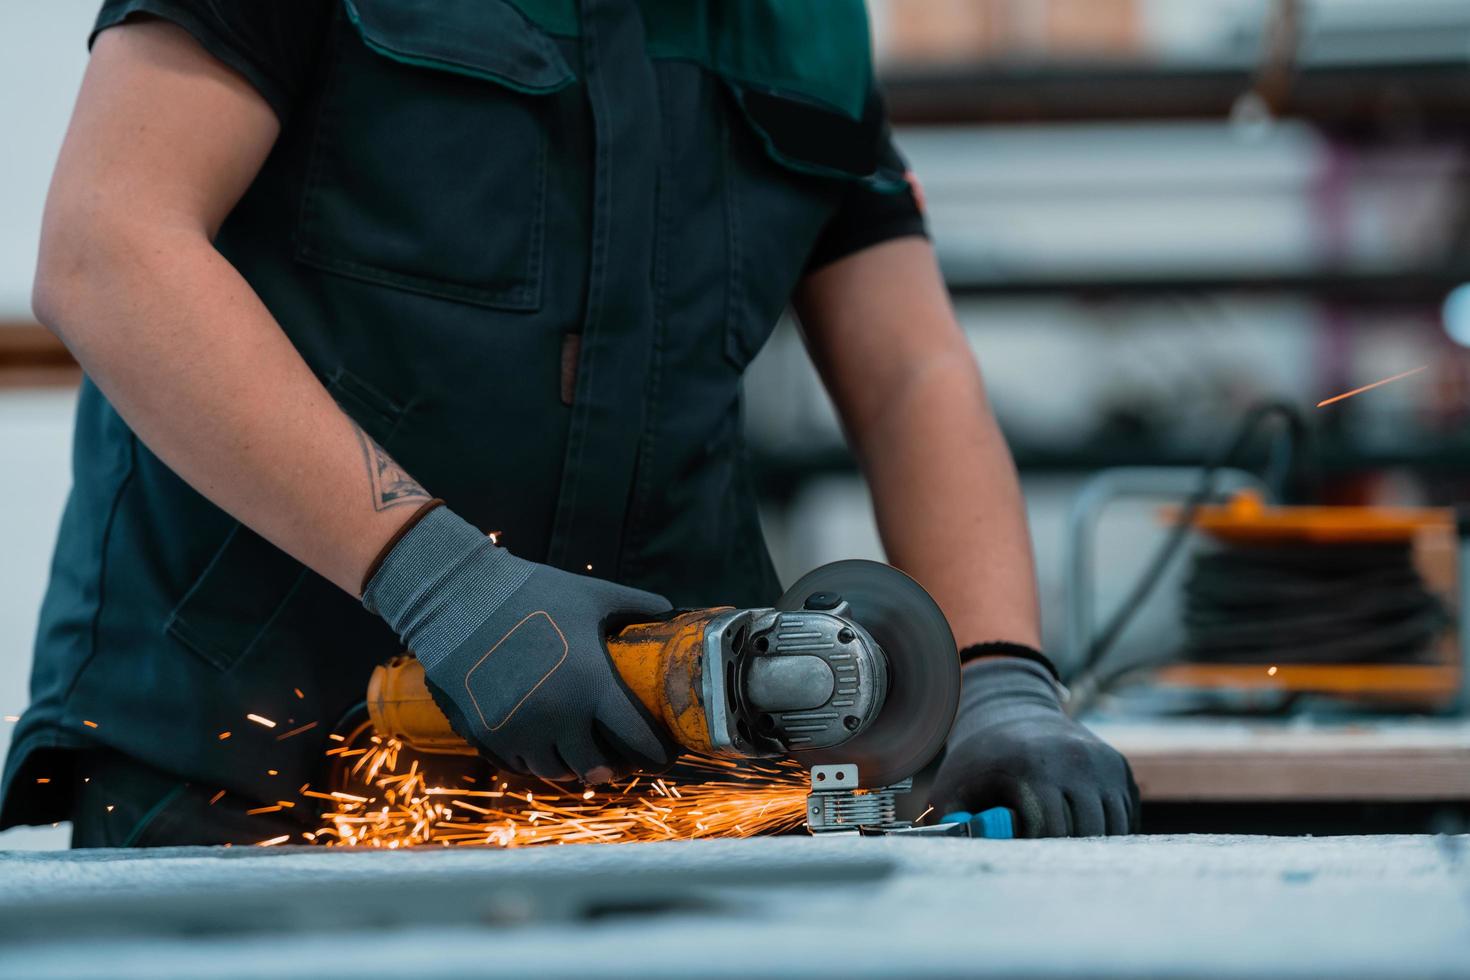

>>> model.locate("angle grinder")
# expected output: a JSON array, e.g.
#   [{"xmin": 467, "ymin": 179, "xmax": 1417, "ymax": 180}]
[{"xmin": 366, "ymin": 560, "xmax": 960, "ymax": 793}]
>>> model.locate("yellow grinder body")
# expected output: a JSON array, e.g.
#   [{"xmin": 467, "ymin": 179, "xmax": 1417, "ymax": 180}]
[{"xmin": 368, "ymin": 609, "xmax": 731, "ymax": 757}]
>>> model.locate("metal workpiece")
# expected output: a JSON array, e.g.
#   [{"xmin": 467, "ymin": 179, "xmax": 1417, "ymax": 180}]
[
  {"xmin": 804, "ymin": 763, "xmax": 912, "ymax": 834},
  {"xmin": 802, "ymin": 763, "xmax": 1015, "ymax": 838}
]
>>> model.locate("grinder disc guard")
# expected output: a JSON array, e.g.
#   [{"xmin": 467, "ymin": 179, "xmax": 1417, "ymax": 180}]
[{"xmin": 777, "ymin": 560, "xmax": 959, "ymax": 788}]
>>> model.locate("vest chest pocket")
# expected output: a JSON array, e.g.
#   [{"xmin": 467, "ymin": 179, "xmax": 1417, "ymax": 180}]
[{"xmin": 295, "ymin": 0, "xmax": 576, "ymax": 311}]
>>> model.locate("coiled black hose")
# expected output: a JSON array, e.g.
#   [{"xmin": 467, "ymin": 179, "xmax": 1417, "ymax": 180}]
[{"xmin": 1182, "ymin": 541, "xmax": 1449, "ymax": 665}]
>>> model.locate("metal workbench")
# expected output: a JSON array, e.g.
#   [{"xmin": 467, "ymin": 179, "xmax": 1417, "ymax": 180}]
[{"xmin": 2, "ymin": 834, "xmax": 1467, "ymax": 978}]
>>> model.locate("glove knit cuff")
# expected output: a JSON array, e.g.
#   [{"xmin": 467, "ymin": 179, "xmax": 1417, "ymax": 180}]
[
  {"xmin": 361, "ymin": 506, "xmax": 531, "ymax": 671},
  {"xmin": 950, "ymin": 656, "xmax": 1067, "ymax": 743},
  {"xmin": 958, "ymin": 641, "xmax": 1059, "ymax": 681}
]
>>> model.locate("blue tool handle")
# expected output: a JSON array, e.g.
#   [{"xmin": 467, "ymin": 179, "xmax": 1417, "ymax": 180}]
[{"xmin": 938, "ymin": 807, "xmax": 1014, "ymax": 839}]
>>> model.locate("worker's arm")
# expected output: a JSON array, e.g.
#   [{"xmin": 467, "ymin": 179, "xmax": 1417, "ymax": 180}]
[
  {"xmin": 35, "ymin": 21, "xmax": 406, "ymax": 594},
  {"xmin": 795, "ymin": 236, "xmax": 1137, "ymax": 836},
  {"xmin": 794, "ymin": 237, "xmax": 1039, "ymax": 650},
  {"xmin": 35, "ymin": 21, "xmax": 671, "ymax": 783}
]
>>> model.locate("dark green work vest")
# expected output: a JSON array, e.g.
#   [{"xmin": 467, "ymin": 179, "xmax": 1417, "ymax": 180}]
[{"xmin": 2, "ymin": 0, "xmax": 905, "ymax": 826}]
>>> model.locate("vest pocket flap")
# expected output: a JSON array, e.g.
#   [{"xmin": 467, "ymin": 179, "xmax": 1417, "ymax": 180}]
[
  {"xmin": 343, "ymin": 0, "xmax": 575, "ymax": 94},
  {"xmin": 727, "ymin": 84, "xmax": 907, "ymax": 194}
]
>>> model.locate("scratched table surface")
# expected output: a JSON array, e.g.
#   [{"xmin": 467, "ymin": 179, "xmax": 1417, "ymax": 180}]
[{"xmin": 1, "ymin": 835, "xmax": 1468, "ymax": 978}]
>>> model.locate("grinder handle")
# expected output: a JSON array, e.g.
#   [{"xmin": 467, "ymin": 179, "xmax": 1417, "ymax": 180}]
[{"xmin": 366, "ymin": 609, "xmax": 727, "ymax": 757}]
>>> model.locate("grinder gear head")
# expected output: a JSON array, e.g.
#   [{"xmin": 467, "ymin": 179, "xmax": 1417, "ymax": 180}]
[
  {"xmin": 695, "ymin": 602, "xmax": 889, "ymax": 758},
  {"xmin": 700, "ymin": 560, "xmax": 960, "ymax": 787}
]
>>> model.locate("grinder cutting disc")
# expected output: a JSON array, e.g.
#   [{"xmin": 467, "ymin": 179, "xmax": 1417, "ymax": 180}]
[{"xmin": 777, "ymin": 560, "xmax": 959, "ymax": 788}]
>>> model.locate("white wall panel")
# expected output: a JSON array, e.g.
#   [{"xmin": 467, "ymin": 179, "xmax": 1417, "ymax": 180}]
[{"xmin": 0, "ymin": 1, "xmax": 95, "ymax": 318}]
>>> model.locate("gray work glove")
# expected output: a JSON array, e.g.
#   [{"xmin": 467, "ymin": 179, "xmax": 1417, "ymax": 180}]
[
  {"xmin": 929, "ymin": 657, "xmax": 1138, "ymax": 837},
  {"xmin": 363, "ymin": 506, "xmax": 677, "ymax": 783}
]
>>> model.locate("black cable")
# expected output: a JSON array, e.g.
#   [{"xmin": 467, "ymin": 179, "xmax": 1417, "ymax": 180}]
[{"xmin": 1071, "ymin": 401, "xmax": 1307, "ymax": 684}]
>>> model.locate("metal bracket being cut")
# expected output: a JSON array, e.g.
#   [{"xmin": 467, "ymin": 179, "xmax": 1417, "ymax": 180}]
[
  {"xmin": 803, "ymin": 763, "xmax": 1015, "ymax": 838},
  {"xmin": 804, "ymin": 763, "xmax": 911, "ymax": 834}
]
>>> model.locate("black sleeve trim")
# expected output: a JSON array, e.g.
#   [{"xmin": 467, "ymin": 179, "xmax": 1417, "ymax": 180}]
[
  {"xmin": 958, "ymin": 642, "xmax": 1061, "ymax": 682},
  {"xmin": 91, "ymin": 1, "xmax": 294, "ymax": 122},
  {"xmin": 805, "ymin": 211, "xmax": 927, "ymax": 273},
  {"xmin": 805, "ymin": 176, "xmax": 929, "ymax": 271}
]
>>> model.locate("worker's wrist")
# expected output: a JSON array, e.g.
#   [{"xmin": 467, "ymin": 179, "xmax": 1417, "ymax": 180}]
[
  {"xmin": 361, "ymin": 505, "xmax": 531, "ymax": 670},
  {"xmin": 359, "ymin": 498, "xmax": 445, "ymax": 595},
  {"xmin": 958, "ymin": 641, "xmax": 1059, "ymax": 682}
]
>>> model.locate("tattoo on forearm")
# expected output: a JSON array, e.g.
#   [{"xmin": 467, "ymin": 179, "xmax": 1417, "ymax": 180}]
[{"xmin": 351, "ymin": 422, "xmax": 430, "ymax": 511}]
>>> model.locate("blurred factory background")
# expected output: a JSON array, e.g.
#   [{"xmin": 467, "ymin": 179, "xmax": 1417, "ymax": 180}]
[
  {"xmin": 4, "ymin": 0, "xmax": 1470, "ymax": 848},
  {"xmin": 754, "ymin": 0, "xmax": 1470, "ymax": 655}
]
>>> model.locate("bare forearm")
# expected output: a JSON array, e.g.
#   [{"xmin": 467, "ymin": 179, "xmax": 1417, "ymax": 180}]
[
  {"xmin": 797, "ymin": 238, "xmax": 1041, "ymax": 651},
  {"xmin": 855, "ymin": 354, "xmax": 1041, "ymax": 649},
  {"xmin": 36, "ymin": 223, "xmax": 421, "ymax": 594},
  {"xmin": 30, "ymin": 21, "xmax": 423, "ymax": 595}
]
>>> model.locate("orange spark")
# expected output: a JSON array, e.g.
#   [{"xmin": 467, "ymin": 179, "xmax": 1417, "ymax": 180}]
[
  {"xmin": 276, "ymin": 721, "xmax": 319, "ymax": 741},
  {"xmin": 218, "ymin": 731, "xmax": 232, "ymax": 741},
  {"xmin": 1267, "ymin": 665, "xmax": 1279, "ymax": 676},
  {"xmin": 294, "ymin": 688, "xmax": 305, "ymax": 699},
  {"xmin": 82, "ymin": 720, "xmax": 98, "ymax": 729},
  {"xmin": 208, "ymin": 790, "xmax": 226, "ymax": 805},
  {"xmin": 247, "ymin": 713, "xmax": 277, "ymax": 729},
  {"xmin": 256, "ymin": 835, "xmax": 290, "ymax": 847},
  {"xmin": 4, "ymin": 715, "xmax": 19, "ymax": 723},
  {"xmin": 35, "ymin": 778, "xmax": 50, "ymax": 785},
  {"xmin": 247, "ymin": 805, "xmax": 283, "ymax": 816},
  {"xmin": 266, "ymin": 769, "xmax": 279, "ymax": 776},
  {"xmin": 310, "ymin": 735, "xmax": 808, "ymax": 850},
  {"xmin": 1316, "ymin": 365, "xmax": 1428, "ymax": 408}
]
